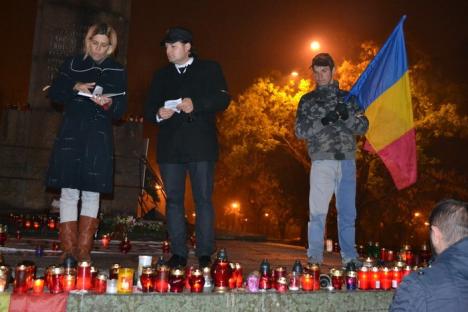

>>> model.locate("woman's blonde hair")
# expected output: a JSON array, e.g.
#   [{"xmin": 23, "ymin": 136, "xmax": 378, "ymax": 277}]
[{"xmin": 83, "ymin": 23, "xmax": 118, "ymax": 59}]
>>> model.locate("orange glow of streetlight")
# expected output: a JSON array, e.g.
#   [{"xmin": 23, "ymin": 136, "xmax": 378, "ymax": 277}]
[
  {"xmin": 192, "ymin": 212, "xmax": 196, "ymax": 217},
  {"xmin": 310, "ymin": 41, "xmax": 320, "ymax": 51},
  {"xmin": 231, "ymin": 201, "xmax": 240, "ymax": 209},
  {"xmin": 424, "ymin": 221, "xmax": 430, "ymax": 226},
  {"xmin": 290, "ymin": 71, "xmax": 299, "ymax": 77},
  {"xmin": 414, "ymin": 212, "xmax": 421, "ymax": 217},
  {"xmin": 264, "ymin": 213, "xmax": 269, "ymax": 217}
]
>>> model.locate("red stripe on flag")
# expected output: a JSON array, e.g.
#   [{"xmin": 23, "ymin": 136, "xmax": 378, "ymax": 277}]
[
  {"xmin": 9, "ymin": 293, "xmax": 68, "ymax": 312},
  {"xmin": 376, "ymin": 128, "xmax": 417, "ymax": 190}
]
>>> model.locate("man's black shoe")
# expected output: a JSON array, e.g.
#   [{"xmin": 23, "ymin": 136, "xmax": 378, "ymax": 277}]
[
  {"xmin": 167, "ymin": 254, "xmax": 187, "ymax": 268},
  {"xmin": 198, "ymin": 255, "xmax": 212, "ymax": 268}
]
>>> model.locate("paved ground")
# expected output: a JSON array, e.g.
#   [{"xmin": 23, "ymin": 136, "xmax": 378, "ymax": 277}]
[{"xmin": 0, "ymin": 237, "xmax": 343, "ymax": 276}]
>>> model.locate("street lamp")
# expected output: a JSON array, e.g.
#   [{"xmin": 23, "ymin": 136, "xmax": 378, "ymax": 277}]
[
  {"xmin": 414, "ymin": 212, "xmax": 421, "ymax": 218},
  {"xmin": 290, "ymin": 71, "xmax": 299, "ymax": 77},
  {"xmin": 310, "ymin": 41, "xmax": 320, "ymax": 51}
]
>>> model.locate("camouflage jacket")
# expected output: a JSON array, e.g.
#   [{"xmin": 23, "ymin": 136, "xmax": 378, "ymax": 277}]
[{"xmin": 295, "ymin": 81, "xmax": 368, "ymax": 160}]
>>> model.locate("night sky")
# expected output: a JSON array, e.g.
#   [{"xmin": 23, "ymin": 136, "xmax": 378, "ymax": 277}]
[{"xmin": 1, "ymin": 0, "xmax": 467, "ymax": 113}]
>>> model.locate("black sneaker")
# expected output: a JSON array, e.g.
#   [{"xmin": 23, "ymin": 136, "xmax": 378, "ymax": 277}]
[
  {"xmin": 198, "ymin": 255, "xmax": 212, "ymax": 268},
  {"xmin": 167, "ymin": 254, "xmax": 187, "ymax": 268}
]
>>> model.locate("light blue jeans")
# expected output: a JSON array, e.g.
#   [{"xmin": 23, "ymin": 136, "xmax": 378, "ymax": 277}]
[{"xmin": 307, "ymin": 159, "xmax": 358, "ymax": 263}]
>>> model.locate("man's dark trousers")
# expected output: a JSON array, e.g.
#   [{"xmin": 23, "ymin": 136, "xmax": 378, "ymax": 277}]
[{"xmin": 159, "ymin": 161, "xmax": 215, "ymax": 259}]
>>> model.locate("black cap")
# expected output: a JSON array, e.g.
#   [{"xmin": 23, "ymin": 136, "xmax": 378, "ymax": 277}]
[{"xmin": 160, "ymin": 27, "xmax": 193, "ymax": 46}]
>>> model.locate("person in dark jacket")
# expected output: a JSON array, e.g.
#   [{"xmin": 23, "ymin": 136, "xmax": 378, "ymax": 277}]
[
  {"xmin": 144, "ymin": 27, "xmax": 230, "ymax": 268},
  {"xmin": 46, "ymin": 23, "xmax": 127, "ymax": 262},
  {"xmin": 390, "ymin": 199, "xmax": 468, "ymax": 311}
]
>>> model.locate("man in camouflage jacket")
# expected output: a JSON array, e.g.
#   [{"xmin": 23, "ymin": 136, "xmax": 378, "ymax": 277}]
[{"xmin": 295, "ymin": 53, "xmax": 368, "ymax": 266}]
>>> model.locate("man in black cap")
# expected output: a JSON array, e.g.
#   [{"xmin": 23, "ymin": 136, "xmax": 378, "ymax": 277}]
[{"xmin": 145, "ymin": 27, "xmax": 230, "ymax": 268}]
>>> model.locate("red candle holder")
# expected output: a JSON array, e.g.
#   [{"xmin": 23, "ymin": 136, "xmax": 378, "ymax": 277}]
[
  {"xmin": 391, "ymin": 266, "xmax": 402, "ymax": 288},
  {"xmin": 119, "ymin": 236, "xmax": 132, "ymax": 254},
  {"xmin": 386, "ymin": 250, "xmax": 394, "ymax": 262},
  {"xmin": 213, "ymin": 260, "xmax": 232, "ymax": 292},
  {"xmin": 274, "ymin": 267, "xmax": 287, "ymax": 291},
  {"xmin": 153, "ymin": 265, "xmax": 169, "ymax": 293},
  {"xmin": 49, "ymin": 267, "xmax": 65, "ymax": 294},
  {"xmin": 380, "ymin": 247, "xmax": 387, "ymax": 262},
  {"xmin": 63, "ymin": 269, "xmax": 76, "ymax": 292},
  {"xmin": 402, "ymin": 265, "xmax": 412, "ymax": 279},
  {"xmin": 94, "ymin": 274, "xmax": 107, "ymax": 294},
  {"xmin": 301, "ymin": 273, "xmax": 314, "ymax": 291},
  {"xmin": 15, "ymin": 230, "xmax": 21, "ymax": 240},
  {"xmin": 309, "ymin": 264, "xmax": 320, "ymax": 291},
  {"xmin": 276, "ymin": 276, "xmax": 288, "ymax": 293},
  {"xmin": 331, "ymin": 269, "xmax": 344, "ymax": 290},
  {"xmin": 185, "ymin": 266, "xmax": 193, "ymax": 290},
  {"xmin": 169, "ymin": 268, "xmax": 185, "ymax": 293},
  {"xmin": 140, "ymin": 267, "xmax": 154, "ymax": 292},
  {"xmin": 33, "ymin": 221, "xmax": 40, "ymax": 231},
  {"xmin": 233, "ymin": 263, "xmax": 243, "ymax": 288},
  {"xmin": 51, "ymin": 242, "xmax": 60, "ymax": 251},
  {"xmin": 76, "ymin": 261, "xmax": 92, "ymax": 290},
  {"xmin": 404, "ymin": 245, "xmax": 414, "ymax": 266},
  {"xmin": 101, "ymin": 234, "xmax": 110, "ymax": 249},
  {"xmin": 419, "ymin": 244, "xmax": 431, "ymax": 266},
  {"xmin": 162, "ymin": 240, "xmax": 170, "ymax": 253},
  {"xmin": 0, "ymin": 225, "xmax": 7, "ymax": 246},
  {"xmin": 358, "ymin": 267, "xmax": 370, "ymax": 290},
  {"xmin": 14, "ymin": 265, "xmax": 28, "ymax": 294},
  {"xmin": 380, "ymin": 267, "xmax": 392, "ymax": 290},
  {"xmin": 22, "ymin": 261, "xmax": 36, "ymax": 290},
  {"xmin": 370, "ymin": 267, "xmax": 381, "ymax": 290},
  {"xmin": 189, "ymin": 268, "xmax": 204, "ymax": 293},
  {"xmin": 48, "ymin": 218, "xmax": 56, "ymax": 230},
  {"xmin": 24, "ymin": 219, "xmax": 32, "ymax": 229},
  {"xmin": 109, "ymin": 264, "xmax": 120, "ymax": 280}
]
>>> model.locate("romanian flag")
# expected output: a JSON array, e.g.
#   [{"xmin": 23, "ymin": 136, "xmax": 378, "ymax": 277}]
[{"xmin": 348, "ymin": 16, "xmax": 417, "ymax": 190}]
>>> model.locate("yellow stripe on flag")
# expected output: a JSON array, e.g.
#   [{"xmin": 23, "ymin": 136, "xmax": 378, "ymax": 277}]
[{"xmin": 365, "ymin": 72, "xmax": 413, "ymax": 151}]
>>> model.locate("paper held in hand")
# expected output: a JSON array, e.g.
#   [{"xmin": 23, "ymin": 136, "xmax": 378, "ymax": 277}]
[
  {"xmin": 164, "ymin": 98, "xmax": 182, "ymax": 113},
  {"xmin": 78, "ymin": 85, "xmax": 126, "ymax": 98}
]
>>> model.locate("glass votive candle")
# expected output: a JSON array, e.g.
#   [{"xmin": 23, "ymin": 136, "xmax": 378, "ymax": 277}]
[
  {"xmin": 213, "ymin": 261, "xmax": 231, "ymax": 293},
  {"xmin": 14, "ymin": 264, "xmax": 28, "ymax": 294},
  {"xmin": 76, "ymin": 261, "xmax": 92, "ymax": 290},
  {"xmin": 0, "ymin": 271, "xmax": 8, "ymax": 292},
  {"xmin": 106, "ymin": 279, "xmax": 117, "ymax": 294},
  {"xmin": 331, "ymin": 269, "xmax": 344, "ymax": 290},
  {"xmin": 109, "ymin": 264, "xmax": 120, "ymax": 280},
  {"xmin": 234, "ymin": 263, "xmax": 243, "ymax": 288},
  {"xmin": 276, "ymin": 276, "xmax": 288, "ymax": 293},
  {"xmin": 358, "ymin": 267, "xmax": 370, "ymax": 290},
  {"xmin": 22, "ymin": 261, "xmax": 36, "ymax": 290},
  {"xmin": 402, "ymin": 265, "xmax": 412, "ymax": 279},
  {"xmin": 370, "ymin": 266, "xmax": 381, "ymax": 290},
  {"xmin": 32, "ymin": 278, "xmax": 44, "ymax": 294},
  {"xmin": 301, "ymin": 273, "xmax": 314, "ymax": 291},
  {"xmin": 274, "ymin": 267, "xmax": 287, "ymax": 291},
  {"xmin": 169, "ymin": 268, "xmax": 185, "ymax": 293},
  {"xmin": 117, "ymin": 268, "xmax": 134, "ymax": 294},
  {"xmin": 0, "ymin": 266, "xmax": 10, "ymax": 292},
  {"xmin": 101, "ymin": 234, "xmax": 110, "ymax": 249},
  {"xmin": 309, "ymin": 264, "xmax": 321, "ymax": 291},
  {"xmin": 288, "ymin": 271, "xmax": 301, "ymax": 291},
  {"xmin": 247, "ymin": 271, "xmax": 260, "ymax": 293},
  {"xmin": 49, "ymin": 267, "xmax": 65, "ymax": 294},
  {"xmin": 0, "ymin": 225, "xmax": 7, "ymax": 246},
  {"xmin": 153, "ymin": 266, "xmax": 169, "ymax": 293},
  {"xmin": 380, "ymin": 267, "xmax": 392, "ymax": 290},
  {"xmin": 202, "ymin": 267, "xmax": 212, "ymax": 291},
  {"xmin": 392, "ymin": 266, "xmax": 402, "ymax": 288},
  {"xmin": 346, "ymin": 270, "xmax": 357, "ymax": 290},
  {"xmin": 140, "ymin": 267, "xmax": 154, "ymax": 293},
  {"xmin": 137, "ymin": 255, "xmax": 152, "ymax": 289},
  {"xmin": 63, "ymin": 268, "xmax": 76, "ymax": 292},
  {"xmin": 94, "ymin": 273, "xmax": 107, "ymax": 294},
  {"xmin": 189, "ymin": 268, "xmax": 204, "ymax": 293},
  {"xmin": 91, "ymin": 266, "xmax": 98, "ymax": 288}
]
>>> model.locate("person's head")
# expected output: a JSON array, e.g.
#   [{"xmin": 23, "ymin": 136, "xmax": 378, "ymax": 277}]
[
  {"xmin": 311, "ymin": 53, "xmax": 335, "ymax": 87},
  {"xmin": 160, "ymin": 27, "xmax": 194, "ymax": 65},
  {"xmin": 83, "ymin": 23, "xmax": 118, "ymax": 63},
  {"xmin": 429, "ymin": 199, "xmax": 468, "ymax": 255}
]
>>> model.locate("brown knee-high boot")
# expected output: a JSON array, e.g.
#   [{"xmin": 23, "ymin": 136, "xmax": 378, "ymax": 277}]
[
  {"xmin": 59, "ymin": 221, "xmax": 78, "ymax": 260},
  {"xmin": 77, "ymin": 216, "xmax": 99, "ymax": 261}
]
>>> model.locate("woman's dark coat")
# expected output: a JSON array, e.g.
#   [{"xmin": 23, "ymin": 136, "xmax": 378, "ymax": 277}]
[{"xmin": 46, "ymin": 55, "xmax": 127, "ymax": 194}]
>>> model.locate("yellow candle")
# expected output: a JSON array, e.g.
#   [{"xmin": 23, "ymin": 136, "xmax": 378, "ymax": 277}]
[{"xmin": 117, "ymin": 268, "xmax": 134, "ymax": 294}]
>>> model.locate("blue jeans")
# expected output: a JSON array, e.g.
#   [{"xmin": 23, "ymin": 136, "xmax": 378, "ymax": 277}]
[
  {"xmin": 307, "ymin": 159, "xmax": 358, "ymax": 263},
  {"xmin": 159, "ymin": 161, "xmax": 215, "ymax": 258}
]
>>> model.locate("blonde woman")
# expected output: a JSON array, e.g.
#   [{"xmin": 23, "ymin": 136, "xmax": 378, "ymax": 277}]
[{"xmin": 46, "ymin": 23, "xmax": 127, "ymax": 262}]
